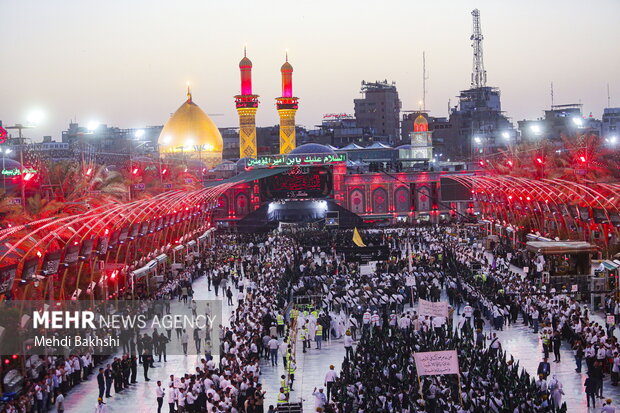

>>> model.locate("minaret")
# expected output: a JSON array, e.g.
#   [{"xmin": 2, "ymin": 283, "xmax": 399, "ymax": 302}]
[
  {"xmin": 235, "ymin": 47, "xmax": 259, "ymax": 158},
  {"xmin": 276, "ymin": 52, "xmax": 299, "ymax": 154}
]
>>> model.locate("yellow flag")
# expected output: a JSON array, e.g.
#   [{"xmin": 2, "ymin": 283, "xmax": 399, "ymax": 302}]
[{"xmin": 352, "ymin": 227, "xmax": 366, "ymax": 247}]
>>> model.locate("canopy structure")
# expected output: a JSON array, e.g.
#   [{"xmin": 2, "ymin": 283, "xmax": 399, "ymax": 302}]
[
  {"xmin": 204, "ymin": 167, "xmax": 289, "ymax": 188},
  {"xmin": 526, "ymin": 241, "xmax": 597, "ymax": 254},
  {"xmin": 445, "ymin": 175, "xmax": 620, "ymax": 249},
  {"xmin": 0, "ymin": 181, "xmax": 235, "ymax": 299}
]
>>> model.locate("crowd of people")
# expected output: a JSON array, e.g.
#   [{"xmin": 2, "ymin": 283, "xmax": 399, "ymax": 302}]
[
  {"xmin": 1, "ymin": 242, "xmax": 226, "ymax": 413},
  {"xmin": 4, "ymin": 223, "xmax": 620, "ymax": 412},
  {"xmin": 152, "ymin": 233, "xmax": 300, "ymax": 412},
  {"xmin": 443, "ymin": 229, "xmax": 620, "ymax": 409}
]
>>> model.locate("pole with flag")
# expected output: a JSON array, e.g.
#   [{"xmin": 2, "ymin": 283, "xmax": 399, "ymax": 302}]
[{"xmin": 352, "ymin": 227, "xmax": 366, "ymax": 247}]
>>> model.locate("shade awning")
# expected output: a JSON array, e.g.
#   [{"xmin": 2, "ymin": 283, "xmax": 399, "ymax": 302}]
[
  {"xmin": 362, "ymin": 214, "xmax": 393, "ymax": 219},
  {"xmin": 602, "ymin": 260, "xmax": 620, "ymax": 270},
  {"xmin": 526, "ymin": 241, "xmax": 597, "ymax": 254},
  {"xmin": 204, "ymin": 167, "xmax": 290, "ymax": 188}
]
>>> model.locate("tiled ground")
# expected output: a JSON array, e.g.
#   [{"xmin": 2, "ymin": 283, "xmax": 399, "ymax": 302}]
[{"xmin": 54, "ymin": 257, "xmax": 620, "ymax": 412}]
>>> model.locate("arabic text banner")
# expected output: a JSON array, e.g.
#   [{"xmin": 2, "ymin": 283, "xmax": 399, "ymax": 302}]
[
  {"xmin": 414, "ymin": 350, "xmax": 459, "ymax": 376},
  {"xmin": 418, "ymin": 299, "xmax": 449, "ymax": 318}
]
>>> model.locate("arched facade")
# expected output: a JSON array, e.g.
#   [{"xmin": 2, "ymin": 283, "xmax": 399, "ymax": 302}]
[
  {"xmin": 372, "ymin": 188, "xmax": 388, "ymax": 214},
  {"xmin": 417, "ymin": 185, "xmax": 431, "ymax": 211},
  {"xmin": 235, "ymin": 193, "xmax": 249, "ymax": 216},
  {"xmin": 394, "ymin": 187, "xmax": 410, "ymax": 212},
  {"xmin": 349, "ymin": 189, "xmax": 365, "ymax": 214}
]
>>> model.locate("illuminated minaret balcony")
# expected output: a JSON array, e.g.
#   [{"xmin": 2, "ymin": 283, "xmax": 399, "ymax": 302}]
[
  {"xmin": 276, "ymin": 52, "xmax": 299, "ymax": 155},
  {"xmin": 235, "ymin": 47, "xmax": 259, "ymax": 159}
]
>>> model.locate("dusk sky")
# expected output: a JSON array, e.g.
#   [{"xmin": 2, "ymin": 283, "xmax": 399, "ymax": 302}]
[{"xmin": 1, "ymin": 0, "xmax": 619, "ymax": 140}]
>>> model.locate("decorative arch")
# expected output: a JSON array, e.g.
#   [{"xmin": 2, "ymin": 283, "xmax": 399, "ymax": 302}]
[
  {"xmin": 372, "ymin": 187, "xmax": 388, "ymax": 214},
  {"xmin": 394, "ymin": 187, "xmax": 410, "ymax": 212},
  {"xmin": 417, "ymin": 186, "xmax": 431, "ymax": 211},
  {"xmin": 349, "ymin": 189, "xmax": 365, "ymax": 214},
  {"xmin": 216, "ymin": 194, "xmax": 229, "ymax": 218},
  {"xmin": 235, "ymin": 193, "xmax": 249, "ymax": 216}
]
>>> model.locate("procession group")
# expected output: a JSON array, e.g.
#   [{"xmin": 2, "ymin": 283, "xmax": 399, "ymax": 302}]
[{"xmin": 4, "ymin": 224, "xmax": 619, "ymax": 413}]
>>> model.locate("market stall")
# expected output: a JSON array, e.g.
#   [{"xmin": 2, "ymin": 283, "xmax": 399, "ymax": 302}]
[{"xmin": 526, "ymin": 240, "xmax": 598, "ymax": 300}]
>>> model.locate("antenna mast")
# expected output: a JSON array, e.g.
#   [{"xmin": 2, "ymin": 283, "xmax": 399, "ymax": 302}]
[
  {"xmin": 608, "ymin": 83, "xmax": 611, "ymax": 107},
  {"xmin": 470, "ymin": 9, "xmax": 487, "ymax": 88},
  {"xmin": 422, "ymin": 51, "xmax": 429, "ymax": 111},
  {"xmin": 551, "ymin": 82, "xmax": 554, "ymax": 108}
]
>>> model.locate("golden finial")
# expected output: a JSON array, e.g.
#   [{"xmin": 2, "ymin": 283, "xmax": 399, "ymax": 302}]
[
  {"xmin": 285, "ymin": 49, "xmax": 288, "ymax": 62},
  {"xmin": 244, "ymin": 45, "xmax": 247, "ymax": 58},
  {"xmin": 186, "ymin": 81, "xmax": 192, "ymax": 102}
]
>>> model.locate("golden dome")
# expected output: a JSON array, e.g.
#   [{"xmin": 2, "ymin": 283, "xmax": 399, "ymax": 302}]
[
  {"xmin": 413, "ymin": 114, "xmax": 428, "ymax": 133},
  {"xmin": 158, "ymin": 91, "xmax": 223, "ymax": 155},
  {"xmin": 414, "ymin": 114, "xmax": 427, "ymax": 126}
]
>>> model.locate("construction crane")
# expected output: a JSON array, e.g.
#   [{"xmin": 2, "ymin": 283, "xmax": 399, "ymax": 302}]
[{"xmin": 470, "ymin": 9, "xmax": 487, "ymax": 89}]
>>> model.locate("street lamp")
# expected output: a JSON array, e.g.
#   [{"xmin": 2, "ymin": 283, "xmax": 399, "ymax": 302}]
[
  {"xmin": 134, "ymin": 129, "xmax": 145, "ymax": 139},
  {"xmin": 27, "ymin": 110, "xmax": 45, "ymax": 127},
  {"xmin": 530, "ymin": 124, "xmax": 542, "ymax": 135},
  {"xmin": 501, "ymin": 131, "xmax": 510, "ymax": 140},
  {"xmin": 87, "ymin": 121, "xmax": 100, "ymax": 131}
]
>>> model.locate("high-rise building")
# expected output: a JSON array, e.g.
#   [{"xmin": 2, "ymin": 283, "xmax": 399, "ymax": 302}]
[
  {"xmin": 602, "ymin": 107, "xmax": 620, "ymax": 142},
  {"xmin": 354, "ymin": 80, "xmax": 401, "ymax": 145},
  {"xmin": 307, "ymin": 114, "xmax": 374, "ymax": 147},
  {"xmin": 235, "ymin": 49, "xmax": 259, "ymax": 159},
  {"xmin": 276, "ymin": 54, "xmax": 299, "ymax": 154},
  {"xmin": 518, "ymin": 104, "xmax": 601, "ymax": 141},
  {"xmin": 61, "ymin": 123, "xmax": 162, "ymax": 159},
  {"xmin": 428, "ymin": 9, "xmax": 516, "ymax": 161}
]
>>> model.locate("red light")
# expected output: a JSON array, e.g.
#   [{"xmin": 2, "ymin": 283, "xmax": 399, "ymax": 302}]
[
  {"xmin": 85, "ymin": 168, "xmax": 93, "ymax": 176},
  {"xmin": 104, "ymin": 229, "xmax": 109, "ymax": 235},
  {"xmin": 508, "ymin": 195, "xmax": 513, "ymax": 200},
  {"xmin": 526, "ymin": 196, "xmax": 531, "ymax": 201},
  {"xmin": 478, "ymin": 160, "xmax": 485, "ymax": 167},
  {"xmin": 161, "ymin": 168, "xmax": 168, "ymax": 175},
  {"xmin": 507, "ymin": 160, "xmax": 513, "ymax": 167},
  {"xmin": 23, "ymin": 173, "xmax": 34, "ymax": 181},
  {"xmin": 202, "ymin": 168, "xmax": 207, "ymax": 174},
  {"xmin": 110, "ymin": 271, "xmax": 117, "ymax": 280},
  {"xmin": 11, "ymin": 354, "xmax": 17, "ymax": 359},
  {"xmin": 579, "ymin": 156, "xmax": 586, "ymax": 163},
  {"xmin": 4, "ymin": 359, "xmax": 9, "ymax": 365},
  {"xmin": 132, "ymin": 168, "xmax": 139, "ymax": 175},
  {"xmin": 536, "ymin": 158, "xmax": 543, "ymax": 164}
]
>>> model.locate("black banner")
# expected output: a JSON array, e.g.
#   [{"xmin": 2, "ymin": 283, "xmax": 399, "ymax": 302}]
[
  {"xmin": 80, "ymin": 239, "xmax": 94, "ymax": 259},
  {"xmin": 63, "ymin": 244, "xmax": 80, "ymax": 265},
  {"xmin": 261, "ymin": 166, "xmax": 332, "ymax": 200},
  {"xmin": 336, "ymin": 246, "xmax": 390, "ymax": 263},
  {"xmin": 0, "ymin": 264, "xmax": 18, "ymax": 295},
  {"xmin": 21, "ymin": 257, "xmax": 39, "ymax": 280},
  {"xmin": 42, "ymin": 250, "xmax": 62, "ymax": 275}
]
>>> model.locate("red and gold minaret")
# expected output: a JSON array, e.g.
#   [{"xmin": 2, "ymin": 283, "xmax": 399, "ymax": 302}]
[
  {"xmin": 276, "ymin": 53, "xmax": 299, "ymax": 154},
  {"xmin": 235, "ymin": 47, "xmax": 259, "ymax": 158}
]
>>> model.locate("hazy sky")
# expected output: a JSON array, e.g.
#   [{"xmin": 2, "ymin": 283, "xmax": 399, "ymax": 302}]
[{"xmin": 1, "ymin": 0, "xmax": 619, "ymax": 140}]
